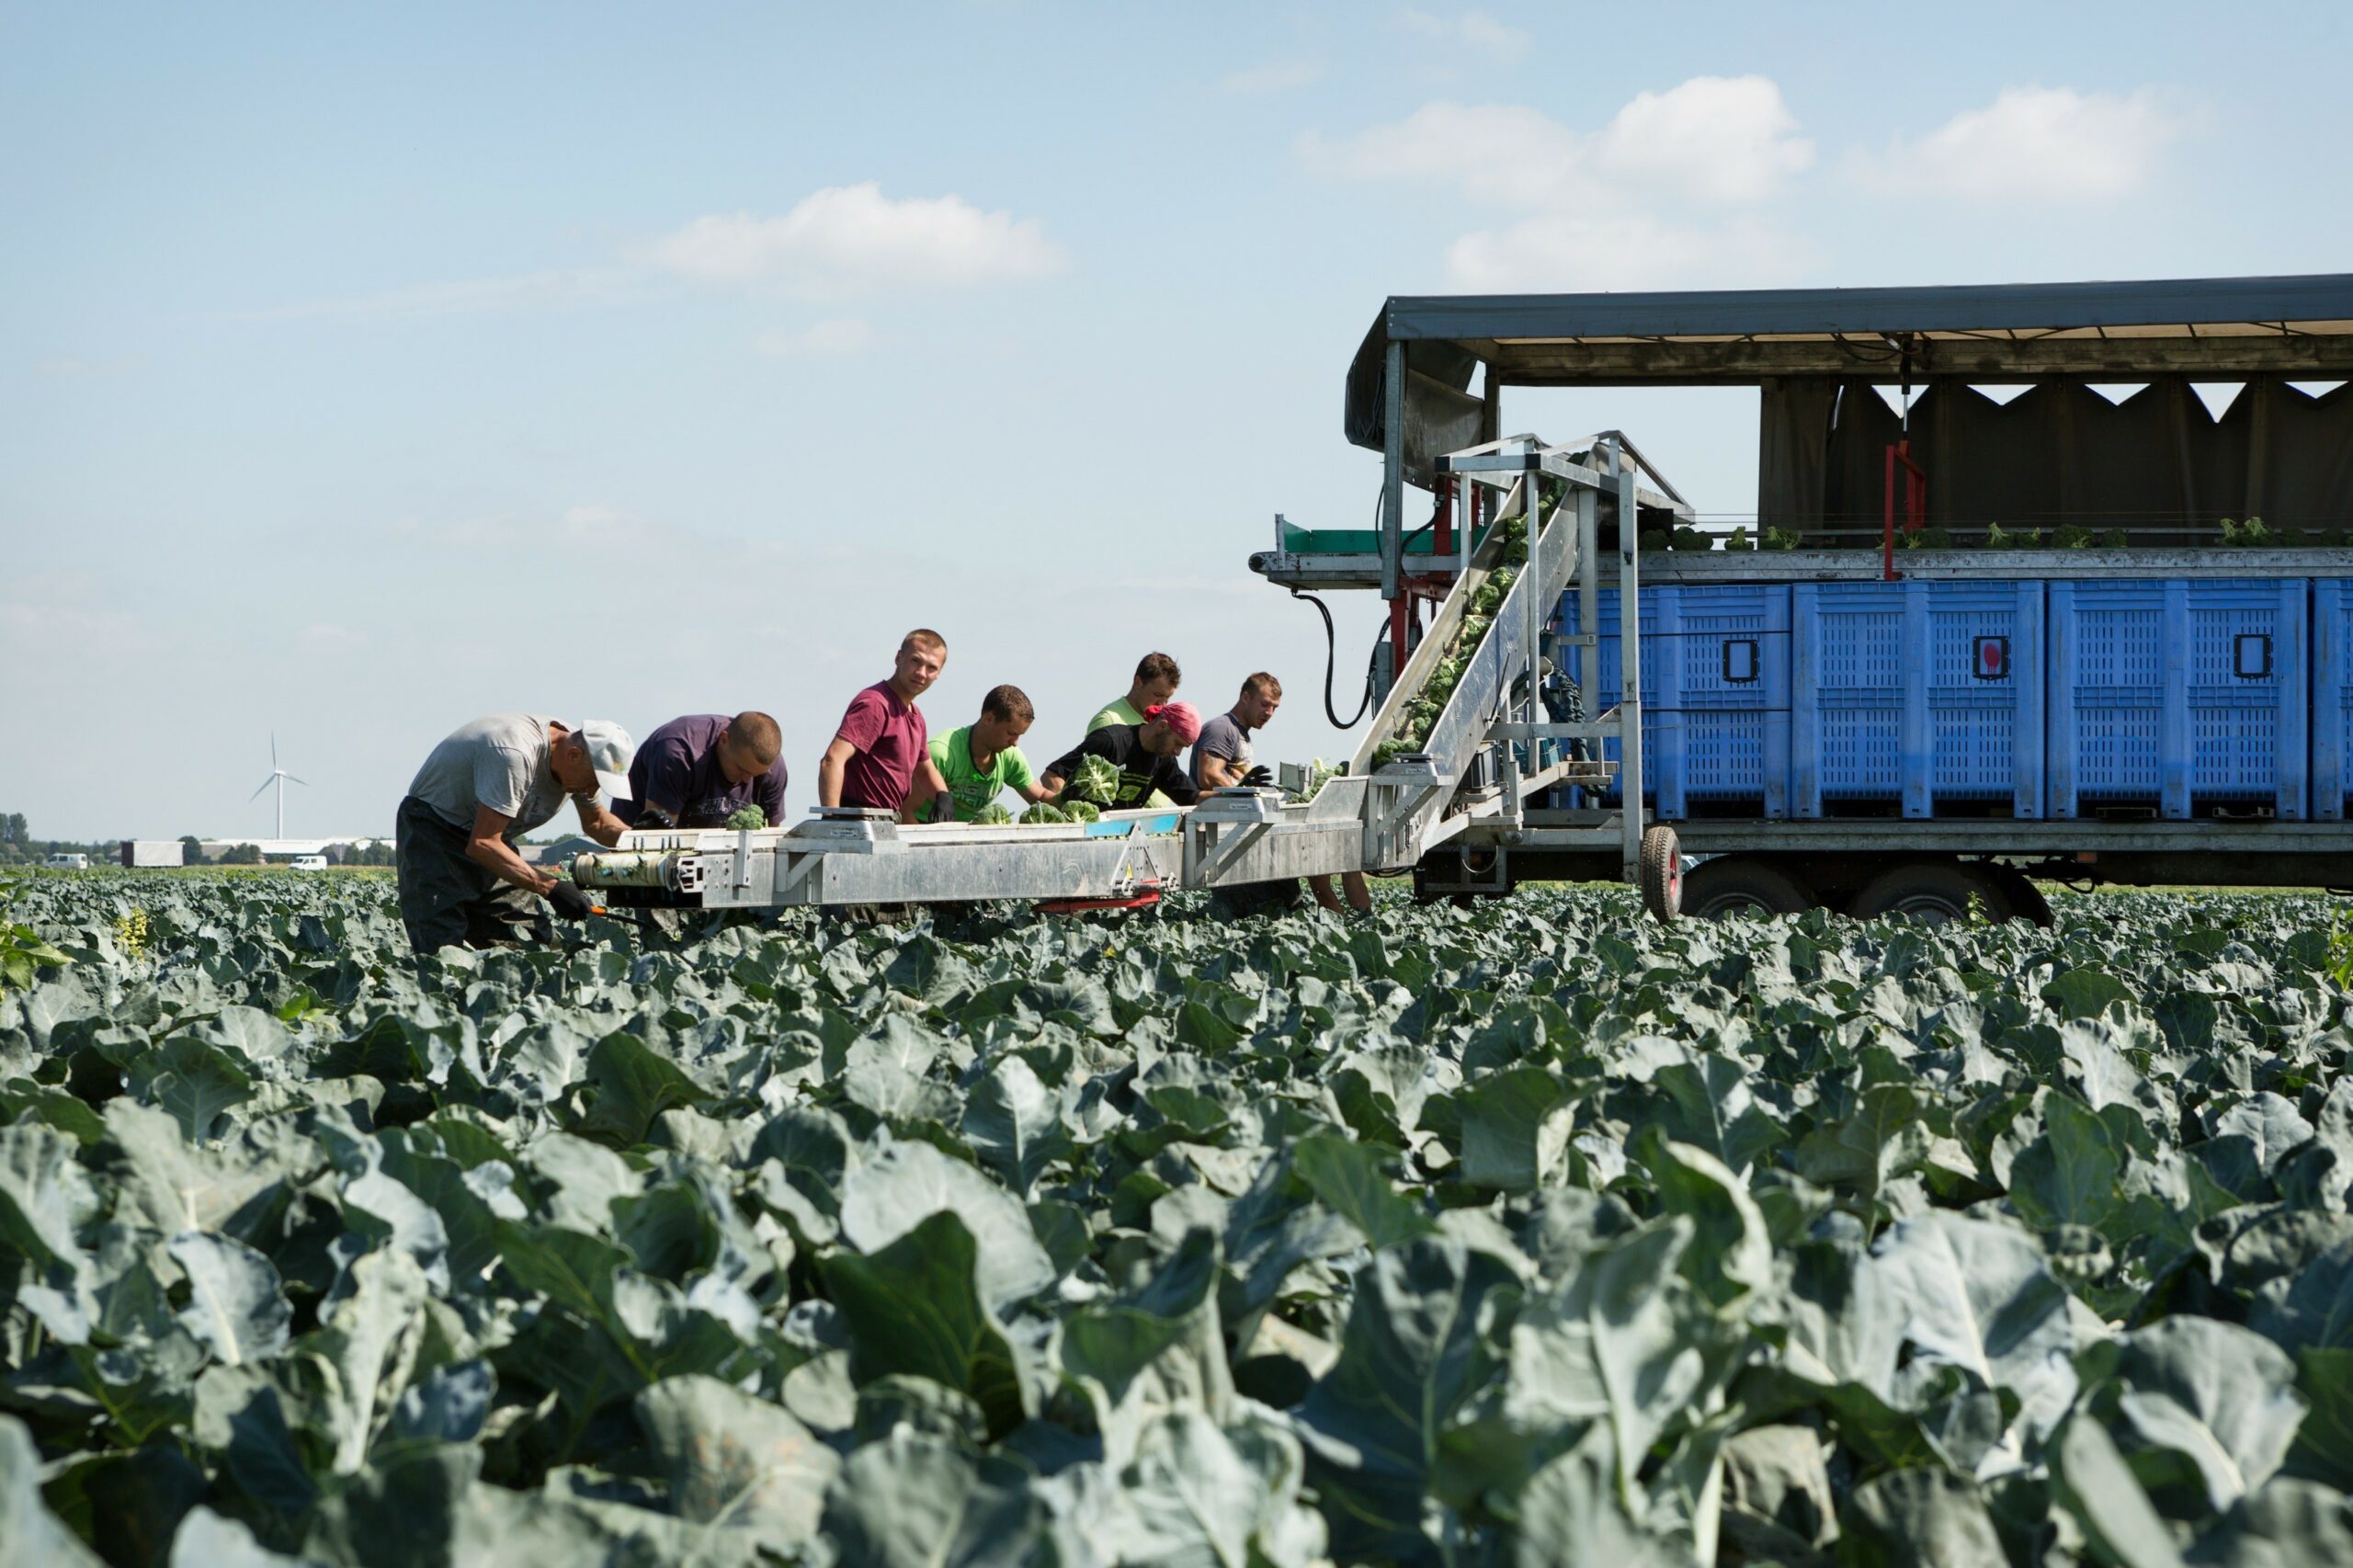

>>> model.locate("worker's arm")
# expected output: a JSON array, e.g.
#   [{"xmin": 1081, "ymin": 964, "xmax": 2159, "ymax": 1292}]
[
  {"xmin": 903, "ymin": 756, "xmax": 955, "ymax": 825},
  {"xmin": 817, "ymin": 736, "xmax": 857, "ymax": 808},
  {"xmin": 1017, "ymin": 778, "xmax": 1054, "ymax": 804},
  {"xmin": 1037, "ymin": 739, "xmax": 1090, "ymax": 801},
  {"xmin": 1199, "ymin": 752, "xmax": 1243, "ymax": 790},
  {"xmin": 1156, "ymin": 757, "xmax": 1201, "ymax": 805},
  {"xmin": 572, "ymin": 792, "xmax": 627, "ymax": 848},
  {"xmin": 466, "ymin": 805, "xmax": 556, "ymax": 894}
]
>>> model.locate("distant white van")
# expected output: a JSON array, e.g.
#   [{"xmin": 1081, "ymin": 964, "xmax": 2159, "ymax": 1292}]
[
  {"xmin": 290, "ymin": 855, "xmax": 329, "ymax": 870},
  {"xmin": 45, "ymin": 854, "xmax": 89, "ymax": 870}
]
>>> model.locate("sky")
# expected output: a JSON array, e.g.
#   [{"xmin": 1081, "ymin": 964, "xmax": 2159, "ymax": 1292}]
[{"xmin": 6, "ymin": 1, "xmax": 2352, "ymax": 841}]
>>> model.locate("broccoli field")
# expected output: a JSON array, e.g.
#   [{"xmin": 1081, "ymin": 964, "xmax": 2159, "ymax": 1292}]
[{"xmin": 3, "ymin": 874, "xmax": 2352, "ymax": 1566}]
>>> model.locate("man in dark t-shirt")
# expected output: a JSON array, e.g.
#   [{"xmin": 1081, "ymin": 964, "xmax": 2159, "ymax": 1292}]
[
  {"xmin": 1040, "ymin": 703, "xmax": 1204, "ymax": 811},
  {"xmin": 612, "ymin": 711, "xmax": 789, "ymax": 830}
]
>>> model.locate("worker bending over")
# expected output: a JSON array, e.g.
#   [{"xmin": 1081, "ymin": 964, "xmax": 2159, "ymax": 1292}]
[
  {"xmin": 1194, "ymin": 673, "xmax": 1374, "ymax": 916},
  {"xmin": 1087, "ymin": 652, "xmax": 1181, "ymax": 733},
  {"xmin": 395, "ymin": 715, "xmax": 634, "ymax": 953},
  {"xmin": 1040, "ymin": 702, "xmax": 1203, "ymax": 811},
  {"xmin": 921, "ymin": 685, "xmax": 1055, "ymax": 822},
  {"xmin": 614, "ymin": 711, "xmax": 789, "ymax": 829},
  {"xmin": 819, "ymin": 630, "xmax": 958, "ymax": 825}
]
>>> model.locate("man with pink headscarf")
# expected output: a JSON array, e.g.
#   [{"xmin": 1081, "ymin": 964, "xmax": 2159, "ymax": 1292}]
[{"xmin": 1039, "ymin": 702, "xmax": 1203, "ymax": 810}]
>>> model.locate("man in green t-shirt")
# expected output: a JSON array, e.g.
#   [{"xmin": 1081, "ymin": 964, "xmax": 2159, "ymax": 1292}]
[
  {"xmin": 1086, "ymin": 652, "xmax": 1182, "ymax": 807},
  {"xmin": 1086, "ymin": 652, "xmax": 1181, "ymax": 735},
  {"xmin": 919, "ymin": 685, "xmax": 1056, "ymax": 822}
]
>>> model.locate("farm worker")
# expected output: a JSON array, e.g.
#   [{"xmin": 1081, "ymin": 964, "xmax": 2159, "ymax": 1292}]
[
  {"xmin": 918, "ymin": 685, "xmax": 1057, "ymax": 822},
  {"xmin": 1088, "ymin": 653, "xmax": 1183, "ymax": 807},
  {"xmin": 1190, "ymin": 672, "xmax": 1281, "ymax": 792},
  {"xmin": 1086, "ymin": 652, "xmax": 1181, "ymax": 734},
  {"xmin": 612, "ymin": 711, "xmax": 790, "ymax": 830},
  {"xmin": 1195, "ymin": 673, "xmax": 1372, "ymax": 915},
  {"xmin": 818, "ymin": 629, "xmax": 958, "ymax": 825},
  {"xmin": 1040, "ymin": 702, "xmax": 1204, "ymax": 811},
  {"xmin": 394, "ymin": 716, "xmax": 634, "ymax": 953}
]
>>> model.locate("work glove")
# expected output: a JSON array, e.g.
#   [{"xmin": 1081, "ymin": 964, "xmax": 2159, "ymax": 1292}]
[
  {"xmin": 1240, "ymin": 765, "xmax": 1275, "ymax": 790},
  {"xmin": 547, "ymin": 881, "xmax": 596, "ymax": 921}
]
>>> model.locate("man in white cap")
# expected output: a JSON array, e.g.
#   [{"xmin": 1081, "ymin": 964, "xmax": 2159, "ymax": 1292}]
[{"xmin": 394, "ymin": 714, "xmax": 635, "ymax": 953}]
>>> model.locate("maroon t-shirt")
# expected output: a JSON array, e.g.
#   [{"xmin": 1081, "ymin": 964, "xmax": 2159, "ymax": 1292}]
[{"xmin": 835, "ymin": 682, "xmax": 928, "ymax": 813}]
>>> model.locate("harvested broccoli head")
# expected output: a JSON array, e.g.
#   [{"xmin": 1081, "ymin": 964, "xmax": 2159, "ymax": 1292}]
[
  {"xmin": 1067, "ymin": 754, "xmax": 1121, "ymax": 805},
  {"xmin": 1021, "ymin": 801, "xmax": 1071, "ymax": 824},
  {"xmin": 1063, "ymin": 801, "xmax": 1101, "ymax": 824},
  {"xmin": 723, "ymin": 805, "xmax": 767, "ymax": 831},
  {"xmin": 970, "ymin": 802, "xmax": 1015, "ymax": 825}
]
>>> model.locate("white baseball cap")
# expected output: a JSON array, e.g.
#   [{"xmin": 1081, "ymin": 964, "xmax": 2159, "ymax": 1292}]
[{"xmin": 574, "ymin": 720, "xmax": 636, "ymax": 799}]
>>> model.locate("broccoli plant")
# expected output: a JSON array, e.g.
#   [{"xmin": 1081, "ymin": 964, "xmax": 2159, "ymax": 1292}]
[
  {"xmin": 1067, "ymin": 755, "xmax": 1121, "ymax": 805},
  {"xmin": 1063, "ymin": 801, "xmax": 1102, "ymax": 824},
  {"xmin": 1022, "ymin": 801, "xmax": 1071, "ymax": 825},
  {"xmin": 971, "ymin": 803, "xmax": 1015, "ymax": 826}
]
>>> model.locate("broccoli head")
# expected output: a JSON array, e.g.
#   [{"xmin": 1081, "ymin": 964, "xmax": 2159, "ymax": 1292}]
[
  {"xmin": 970, "ymin": 802, "xmax": 1015, "ymax": 826},
  {"xmin": 1067, "ymin": 754, "xmax": 1121, "ymax": 805},
  {"xmin": 723, "ymin": 805, "xmax": 767, "ymax": 831},
  {"xmin": 1063, "ymin": 801, "xmax": 1102, "ymax": 824},
  {"xmin": 1022, "ymin": 801, "xmax": 1071, "ymax": 824}
]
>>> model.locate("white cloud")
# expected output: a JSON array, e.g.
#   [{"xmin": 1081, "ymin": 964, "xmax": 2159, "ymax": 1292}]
[
  {"xmin": 1222, "ymin": 61, "xmax": 1323, "ymax": 95},
  {"xmin": 646, "ymin": 183, "xmax": 1066, "ymax": 296},
  {"xmin": 1446, "ymin": 211, "xmax": 1820, "ymax": 292},
  {"xmin": 1847, "ymin": 85, "xmax": 2185, "ymax": 201},
  {"xmin": 756, "ymin": 318, "xmax": 872, "ymax": 357},
  {"xmin": 1399, "ymin": 8, "xmax": 1530, "ymax": 61},
  {"xmin": 1302, "ymin": 76, "xmax": 1816, "ymax": 289},
  {"xmin": 1298, "ymin": 101, "xmax": 1581, "ymax": 207},
  {"xmin": 1589, "ymin": 76, "xmax": 1813, "ymax": 203},
  {"xmin": 1302, "ymin": 77, "xmax": 1810, "ymax": 210}
]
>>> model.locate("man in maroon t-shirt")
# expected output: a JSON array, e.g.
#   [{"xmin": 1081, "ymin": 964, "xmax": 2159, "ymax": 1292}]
[{"xmin": 818, "ymin": 629, "xmax": 958, "ymax": 823}]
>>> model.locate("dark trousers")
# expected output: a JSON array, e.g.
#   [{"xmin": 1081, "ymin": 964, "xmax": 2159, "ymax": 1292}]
[{"xmin": 394, "ymin": 796, "xmax": 551, "ymax": 954}]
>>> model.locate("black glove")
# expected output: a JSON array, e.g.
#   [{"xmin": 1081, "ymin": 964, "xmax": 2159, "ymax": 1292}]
[
  {"xmin": 547, "ymin": 881, "xmax": 596, "ymax": 921},
  {"xmin": 1240, "ymin": 765, "xmax": 1275, "ymax": 790}
]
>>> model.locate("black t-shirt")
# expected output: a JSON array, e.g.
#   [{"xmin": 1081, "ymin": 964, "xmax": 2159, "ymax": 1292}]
[{"xmin": 1047, "ymin": 724, "xmax": 1199, "ymax": 809}]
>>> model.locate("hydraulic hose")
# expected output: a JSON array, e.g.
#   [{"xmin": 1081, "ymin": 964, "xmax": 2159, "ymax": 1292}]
[{"xmin": 1289, "ymin": 586, "xmax": 1382, "ymax": 729}]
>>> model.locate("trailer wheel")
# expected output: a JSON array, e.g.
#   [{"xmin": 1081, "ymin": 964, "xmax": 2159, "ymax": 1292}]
[
  {"xmin": 1681, "ymin": 857, "xmax": 1812, "ymax": 919},
  {"xmin": 1848, "ymin": 860, "xmax": 2012, "ymax": 926},
  {"xmin": 1982, "ymin": 864, "xmax": 2055, "ymax": 928},
  {"xmin": 1639, "ymin": 825, "xmax": 1682, "ymax": 922}
]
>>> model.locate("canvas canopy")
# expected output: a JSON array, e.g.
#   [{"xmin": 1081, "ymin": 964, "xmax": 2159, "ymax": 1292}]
[{"xmin": 1347, "ymin": 274, "xmax": 2353, "ymax": 537}]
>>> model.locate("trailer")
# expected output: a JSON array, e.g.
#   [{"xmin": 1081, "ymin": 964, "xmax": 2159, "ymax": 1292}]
[{"xmin": 1257, "ymin": 272, "xmax": 2353, "ymax": 921}]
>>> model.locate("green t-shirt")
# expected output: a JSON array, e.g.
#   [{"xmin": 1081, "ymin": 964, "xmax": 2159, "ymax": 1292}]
[
  {"xmin": 1086, "ymin": 697, "xmax": 1147, "ymax": 734},
  {"xmin": 920, "ymin": 725, "xmax": 1038, "ymax": 822}
]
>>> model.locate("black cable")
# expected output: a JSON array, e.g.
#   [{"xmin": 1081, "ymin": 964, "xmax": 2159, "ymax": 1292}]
[{"xmin": 1289, "ymin": 586, "xmax": 1381, "ymax": 728}]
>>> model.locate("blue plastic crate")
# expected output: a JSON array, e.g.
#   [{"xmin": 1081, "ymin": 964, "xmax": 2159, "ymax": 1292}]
[
  {"xmin": 2317, "ymin": 580, "xmax": 2353, "ymax": 818},
  {"xmin": 2048, "ymin": 578, "xmax": 2306, "ymax": 819},
  {"xmin": 1792, "ymin": 580, "xmax": 2045, "ymax": 818},
  {"xmin": 1556, "ymin": 585, "xmax": 1790, "ymax": 818}
]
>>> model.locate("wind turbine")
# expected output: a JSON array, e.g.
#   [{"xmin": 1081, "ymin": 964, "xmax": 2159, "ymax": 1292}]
[{"xmin": 249, "ymin": 734, "xmax": 308, "ymax": 839}]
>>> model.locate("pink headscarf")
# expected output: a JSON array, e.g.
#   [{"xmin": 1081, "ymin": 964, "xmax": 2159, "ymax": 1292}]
[{"xmin": 1145, "ymin": 701, "xmax": 1202, "ymax": 744}]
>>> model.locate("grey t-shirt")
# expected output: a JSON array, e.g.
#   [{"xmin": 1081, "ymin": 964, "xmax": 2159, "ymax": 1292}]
[
  {"xmin": 406, "ymin": 714, "xmax": 566, "ymax": 839},
  {"xmin": 1189, "ymin": 712, "xmax": 1253, "ymax": 789}
]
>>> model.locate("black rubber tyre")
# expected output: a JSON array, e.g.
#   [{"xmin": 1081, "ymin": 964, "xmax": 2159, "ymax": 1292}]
[
  {"xmin": 1639, "ymin": 825, "xmax": 1683, "ymax": 922},
  {"xmin": 1982, "ymin": 863, "xmax": 2055, "ymax": 928},
  {"xmin": 1681, "ymin": 857, "xmax": 1813, "ymax": 919},
  {"xmin": 1847, "ymin": 860, "xmax": 2012, "ymax": 926}
]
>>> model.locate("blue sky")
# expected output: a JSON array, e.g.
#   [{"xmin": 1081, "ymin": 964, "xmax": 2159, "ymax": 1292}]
[{"xmin": 7, "ymin": 2, "xmax": 2351, "ymax": 840}]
